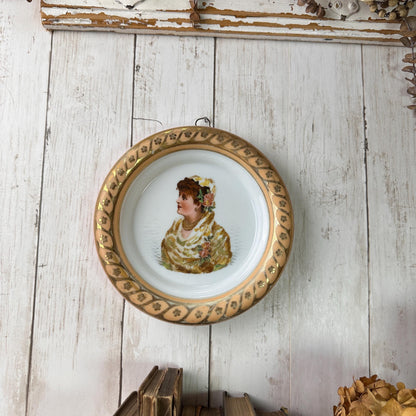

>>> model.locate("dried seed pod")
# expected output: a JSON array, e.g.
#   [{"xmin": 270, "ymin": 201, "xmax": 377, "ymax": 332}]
[
  {"xmin": 190, "ymin": 11, "xmax": 200, "ymax": 23},
  {"xmin": 400, "ymin": 18, "xmax": 416, "ymax": 111},
  {"xmin": 306, "ymin": 2, "xmax": 318, "ymax": 13},
  {"xmin": 334, "ymin": 405, "xmax": 347, "ymax": 416},
  {"xmin": 407, "ymin": 86, "xmax": 416, "ymax": 96},
  {"xmin": 400, "ymin": 37, "xmax": 412, "ymax": 47},
  {"xmin": 400, "ymin": 30, "xmax": 416, "ymax": 40},
  {"xmin": 400, "ymin": 16, "xmax": 416, "ymax": 33},
  {"xmin": 375, "ymin": 386, "xmax": 391, "ymax": 400},
  {"xmin": 348, "ymin": 386, "xmax": 357, "ymax": 401},
  {"xmin": 364, "ymin": 0, "xmax": 415, "ymax": 21},
  {"xmin": 400, "ymin": 30, "xmax": 416, "ymax": 39},
  {"xmin": 403, "ymin": 53, "xmax": 416, "ymax": 64},
  {"xmin": 299, "ymin": 0, "xmax": 326, "ymax": 17},
  {"xmin": 317, "ymin": 5, "xmax": 326, "ymax": 17},
  {"xmin": 334, "ymin": 376, "xmax": 416, "ymax": 415},
  {"xmin": 398, "ymin": 5, "xmax": 409, "ymax": 17},
  {"xmin": 383, "ymin": 398, "xmax": 405, "ymax": 414},
  {"xmin": 355, "ymin": 380, "xmax": 365, "ymax": 394},
  {"xmin": 398, "ymin": 388, "xmax": 416, "ymax": 406}
]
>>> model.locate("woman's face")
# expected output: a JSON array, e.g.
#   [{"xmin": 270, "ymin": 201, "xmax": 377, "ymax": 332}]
[{"xmin": 177, "ymin": 192, "xmax": 200, "ymax": 217}]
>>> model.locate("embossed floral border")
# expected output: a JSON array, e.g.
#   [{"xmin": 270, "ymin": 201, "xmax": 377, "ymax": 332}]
[{"xmin": 94, "ymin": 126, "xmax": 293, "ymax": 324}]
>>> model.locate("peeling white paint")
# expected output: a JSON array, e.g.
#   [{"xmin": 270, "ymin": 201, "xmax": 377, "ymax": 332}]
[{"xmin": 40, "ymin": 0, "xmax": 413, "ymax": 44}]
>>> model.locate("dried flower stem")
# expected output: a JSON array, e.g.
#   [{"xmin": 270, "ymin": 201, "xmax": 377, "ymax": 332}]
[{"xmin": 400, "ymin": 17, "xmax": 416, "ymax": 110}]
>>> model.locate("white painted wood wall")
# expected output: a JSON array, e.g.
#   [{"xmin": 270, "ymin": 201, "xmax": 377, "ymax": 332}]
[{"xmin": 1, "ymin": 2, "xmax": 415, "ymax": 416}]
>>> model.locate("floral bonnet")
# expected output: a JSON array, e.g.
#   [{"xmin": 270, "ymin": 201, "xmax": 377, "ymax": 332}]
[{"xmin": 191, "ymin": 175, "xmax": 216, "ymax": 212}]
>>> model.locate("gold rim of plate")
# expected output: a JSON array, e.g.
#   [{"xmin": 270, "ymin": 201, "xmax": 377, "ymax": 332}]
[{"xmin": 94, "ymin": 126, "xmax": 293, "ymax": 325}]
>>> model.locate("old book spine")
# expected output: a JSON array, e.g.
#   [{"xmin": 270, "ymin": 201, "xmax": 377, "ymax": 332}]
[
  {"xmin": 113, "ymin": 391, "xmax": 137, "ymax": 416},
  {"xmin": 141, "ymin": 368, "xmax": 167, "ymax": 416},
  {"xmin": 156, "ymin": 368, "xmax": 179, "ymax": 416},
  {"xmin": 138, "ymin": 366, "xmax": 159, "ymax": 416}
]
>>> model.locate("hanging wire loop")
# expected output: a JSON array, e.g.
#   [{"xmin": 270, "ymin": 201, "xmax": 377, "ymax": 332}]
[{"xmin": 194, "ymin": 116, "xmax": 212, "ymax": 127}]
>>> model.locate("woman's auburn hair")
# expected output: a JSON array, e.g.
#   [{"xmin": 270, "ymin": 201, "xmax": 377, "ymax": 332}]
[{"xmin": 177, "ymin": 177, "xmax": 210, "ymax": 208}]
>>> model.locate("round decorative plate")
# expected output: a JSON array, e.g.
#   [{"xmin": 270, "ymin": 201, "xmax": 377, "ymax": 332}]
[{"xmin": 94, "ymin": 126, "xmax": 293, "ymax": 324}]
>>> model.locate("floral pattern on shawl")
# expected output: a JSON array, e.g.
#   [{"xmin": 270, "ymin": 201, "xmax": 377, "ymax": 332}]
[{"xmin": 161, "ymin": 212, "xmax": 232, "ymax": 274}]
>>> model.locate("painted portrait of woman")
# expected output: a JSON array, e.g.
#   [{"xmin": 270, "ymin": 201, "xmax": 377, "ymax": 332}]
[{"xmin": 161, "ymin": 176, "xmax": 232, "ymax": 274}]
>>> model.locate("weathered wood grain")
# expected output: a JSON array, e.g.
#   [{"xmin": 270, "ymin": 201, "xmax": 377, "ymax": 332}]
[
  {"xmin": 40, "ymin": 0, "xmax": 413, "ymax": 45},
  {"xmin": 26, "ymin": 31, "xmax": 135, "ymax": 416},
  {"xmin": 210, "ymin": 38, "xmax": 293, "ymax": 412},
  {"xmin": 131, "ymin": 35, "xmax": 215, "ymax": 137},
  {"xmin": 211, "ymin": 38, "xmax": 369, "ymax": 414},
  {"xmin": 283, "ymin": 42, "xmax": 369, "ymax": 415},
  {"xmin": 121, "ymin": 34, "xmax": 215, "ymax": 407},
  {"xmin": 363, "ymin": 44, "xmax": 416, "ymax": 387},
  {"xmin": 0, "ymin": 2, "xmax": 51, "ymax": 415}
]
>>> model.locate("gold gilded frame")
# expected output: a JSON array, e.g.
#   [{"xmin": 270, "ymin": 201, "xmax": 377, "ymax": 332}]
[{"xmin": 94, "ymin": 126, "xmax": 293, "ymax": 324}]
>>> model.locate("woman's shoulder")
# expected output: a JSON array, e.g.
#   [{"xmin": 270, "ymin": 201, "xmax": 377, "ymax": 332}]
[{"xmin": 211, "ymin": 220, "xmax": 230, "ymax": 240}]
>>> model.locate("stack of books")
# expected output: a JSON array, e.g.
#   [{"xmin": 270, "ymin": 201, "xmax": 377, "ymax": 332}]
[
  {"xmin": 112, "ymin": 366, "xmax": 288, "ymax": 416},
  {"xmin": 181, "ymin": 393, "xmax": 287, "ymax": 416},
  {"xmin": 114, "ymin": 366, "xmax": 182, "ymax": 416}
]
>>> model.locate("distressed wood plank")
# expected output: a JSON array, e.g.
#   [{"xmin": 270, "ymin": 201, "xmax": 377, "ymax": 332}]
[
  {"xmin": 279, "ymin": 42, "xmax": 368, "ymax": 416},
  {"xmin": 26, "ymin": 31, "xmax": 135, "ymax": 416},
  {"xmin": 40, "ymin": 0, "xmax": 414, "ymax": 45},
  {"xmin": 210, "ymin": 38, "xmax": 293, "ymax": 412},
  {"xmin": 131, "ymin": 35, "xmax": 215, "ymax": 136},
  {"xmin": 211, "ymin": 38, "xmax": 368, "ymax": 414},
  {"xmin": 0, "ymin": 2, "xmax": 51, "ymax": 415},
  {"xmin": 121, "ymin": 35, "xmax": 215, "ymax": 406},
  {"xmin": 363, "ymin": 45, "xmax": 416, "ymax": 386}
]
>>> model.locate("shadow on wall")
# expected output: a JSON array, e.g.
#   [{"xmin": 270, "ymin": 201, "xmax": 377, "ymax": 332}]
[{"xmin": 289, "ymin": 344, "xmax": 369, "ymax": 416}]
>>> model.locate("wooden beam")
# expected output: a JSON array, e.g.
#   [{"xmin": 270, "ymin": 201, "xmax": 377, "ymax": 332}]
[{"xmin": 40, "ymin": 0, "xmax": 415, "ymax": 45}]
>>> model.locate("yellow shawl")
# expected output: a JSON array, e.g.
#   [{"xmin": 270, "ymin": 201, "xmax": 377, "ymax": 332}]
[{"xmin": 161, "ymin": 212, "xmax": 232, "ymax": 274}]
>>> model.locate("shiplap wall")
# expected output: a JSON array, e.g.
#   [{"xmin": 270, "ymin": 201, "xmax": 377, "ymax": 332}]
[{"xmin": 1, "ymin": 1, "xmax": 415, "ymax": 416}]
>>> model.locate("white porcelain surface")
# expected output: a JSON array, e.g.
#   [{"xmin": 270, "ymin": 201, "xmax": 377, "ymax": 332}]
[{"xmin": 120, "ymin": 149, "xmax": 270, "ymax": 300}]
